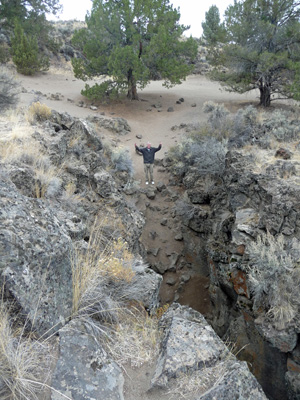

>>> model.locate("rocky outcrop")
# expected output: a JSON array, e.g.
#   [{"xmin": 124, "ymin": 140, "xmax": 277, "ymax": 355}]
[
  {"xmin": 151, "ymin": 304, "xmax": 267, "ymax": 399},
  {"xmin": 51, "ymin": 320, "xmax": 124, "ymax": 400},
  {"xmin": 0, "ymin": 112, "xmax": 143, "ymax": 336},
  {"xmin": 0, "ymin": 109, "xmax": 267, "ymax": 399},
  {"xmin": 168, "ymin": 147, "xmax": 300, "ymax": 399},
  {"xmin": 0, "ymin": 168, "xmax": 73, "ymax": 334}
]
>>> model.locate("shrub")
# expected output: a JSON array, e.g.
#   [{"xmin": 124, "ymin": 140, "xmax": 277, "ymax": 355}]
[
  {"xmin": 203, "ymin": 101, "xmax": 231, "ymax": 137},
  {"xmin": 228, "ymin": 106, "xmax": 261, "ymax": 148},
  {"xmin": 168, "ymin": 136, "xmax": 227, "ymax": 179},
  {"xmin": 11, "ymin": 22, "xmax": 49, "ymax": 76},
  {"xmin": 111, "ymin": 147, "xmax": 134, "ymax": 177},
  {"xmin": 0, "ymin": 68, "xmax": 19, "ymax": 111},
  {"xmin": 27, "ymin": 102, "xmax": 52, "ymax": 124},
  {"xmin": 263, "ymin": 110, "xmax": 300, "ymax": 142},
  {"xmin": 246, "ymin": 232, "xmax": 300, "ymax": 330},
  {"xmin": 80, "ymin": 80, "xmax": 121, "ymax": 102}
]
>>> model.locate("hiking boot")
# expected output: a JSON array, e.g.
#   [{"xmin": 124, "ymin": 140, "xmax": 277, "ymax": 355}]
[
  {"xmin": 151, "ymin": 181, "xmax": 155, "ymax": 184},
  {"xmin": 145, "ymin": 181, "xmax": 149, "ymax": 185}
]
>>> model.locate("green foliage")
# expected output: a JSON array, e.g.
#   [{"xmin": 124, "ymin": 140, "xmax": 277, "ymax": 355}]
[
  {"xmin": 11, "ymin": 22, "xmax": 49, "ymax": 75},
  {"xmin": 0, "ymin": 0, "xmax": 61, "ymax": 29},
  {"xmin": 201, "ymin": 5, "xmax": 227, "ymax": 45},
  {"xmin": 209, "ymin": 0, "xmax": 300, "ymax": 106},
  {"xmin": 81, "ymin": 81, "xmax": 122, "ymax": 101},
  {"xmin": 71, "ymin": 0, "xmax": 197, "ymax": 100},
  {"xmin": 0, "ymin": 68, "xmax": 19, "ymax": 110},
  {"xmin": 246, "ymin": 232, "xmax": 300, "ymax": 330}
]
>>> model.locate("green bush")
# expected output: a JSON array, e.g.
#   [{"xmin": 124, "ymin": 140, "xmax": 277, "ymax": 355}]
[
  {"xmin": 11, "ymin": 22, "xmax": 49, "ymax": 76},
  {"xmin": 81, "ymin": 80, "xmax": 122, "ymax": 102}
]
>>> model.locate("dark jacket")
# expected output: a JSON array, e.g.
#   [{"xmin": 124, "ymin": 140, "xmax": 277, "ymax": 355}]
[{"xmin": 135, "ymin": 144, "xmax": 161, "ymax": 164}]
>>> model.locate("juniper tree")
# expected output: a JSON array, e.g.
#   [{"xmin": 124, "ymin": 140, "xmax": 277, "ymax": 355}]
[
  {"xmin": 209, "ymin": 0, "xmax": 300, "ymax": 107},
  {"xmin": 71, "ymin": 0, "xmax": 197, "ymax": 100},
  {"xmin": 11, "ymin": 21, "xmax": 49, "ymax": 75},
  {"xmin": 201, "ymin": 5, "xmax": 226, "ymax": 46},
  {"xmin": 0, "ymin": 0, "xmax": 61, "ymax": 27}
]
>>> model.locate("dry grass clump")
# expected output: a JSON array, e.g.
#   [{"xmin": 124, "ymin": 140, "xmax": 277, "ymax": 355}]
[
  {"xmin": 71, "ymin": 215, "xmax": 162, "ymax": 369},
  {"xmin": 26, "ymin": 102, "xmax": 52, "ymax": 125},
  {"xmin": 166, "ymin": 343, "xmax": 236, "ymax": 399},
  {"xmin": 246, "ymin": 232, "xmax": 300, "ymax": 330},
  {"xmin": 0, "ymin": 300, "xmax": 51, "ymax": 400},
  {"xmin": 0, "ymin": 136, "xmax": 62, "ymax": 198},
  {"xmin": 71, "ymin": 215, "xmax": 135, "ymax": 322},
  {"xmin": 107, "ymin": 307, "xmax": 160, "ymax": 369}
]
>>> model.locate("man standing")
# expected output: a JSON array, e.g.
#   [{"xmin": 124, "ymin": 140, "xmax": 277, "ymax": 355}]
[{"xmin": 135, "ymin": 142, "xmax": 162, "ymax": 184}]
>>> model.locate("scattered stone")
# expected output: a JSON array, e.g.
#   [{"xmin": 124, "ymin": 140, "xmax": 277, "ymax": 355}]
[
  {"xmin": 167, "ymin": 107, "xmax": 174, "ymax": 112},
  {"xmin": 148, "ymin": 247, "xmax": 160, "ymax": 257},
  {"xmin": 191, "ymin": 103, "xmax": 197, "ymax": 107},
  {"xmin": 275, "ymin": 148, "xmax": 292, "ymax": 160},
  {"xmin": 175, "ymin": 233, "xmax": 183, "ymax": 241},
  {"xmin": 136, "ymin": 134, "xmax": 142, "ymax": 139},
  {"xmin": 90, "ymin": 105, "xmax": 98, "ymax": 111},
  {"xmin": 151, "ymin": 103, "xmax": 162, "ymax": 109},
  {"xmin": 168, "ymin": 252, "xmax": 179, "ymax": 271},
  {"xmin": 179, "ymin": 97, "xmax": 184, "ymax": 102},
  {"xmin": 180, "ymin": 273, "xmax": 191, "ymax": 283},
  {"xmin": 146, "ymin": 190, "xmax": 156, "ymax": 200},
  {"xmin": 160, "ymin": 218, "xmax": 168, "ymax": 226},
  {"xmin": 151, "ymin": 261, "xmax": 168, "ymax": 275},
  {"xmin": 165, "ymin": 276, "xmax": 177, "ymax": 286},
  {"xmin": 156, "ymin": 182, "xmax": 166, "ymax": 192}
]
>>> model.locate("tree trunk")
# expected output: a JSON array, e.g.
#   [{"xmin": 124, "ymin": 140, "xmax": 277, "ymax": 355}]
[
  {"xmin": 127, "ymin": 68, "xmax": 139, "ymax": 100},
  {"xmin": 259, "ymin": 84, "xmax": 271, "ymax": 107}
]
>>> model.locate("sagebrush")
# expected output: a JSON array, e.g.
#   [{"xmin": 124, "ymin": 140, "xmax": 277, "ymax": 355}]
[{"xmin": 246, "ymin": 232, "xmax": 300, "ymax": 329}]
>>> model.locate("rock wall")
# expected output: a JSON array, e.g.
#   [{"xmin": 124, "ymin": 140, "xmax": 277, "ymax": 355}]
[{"xmin": 168, "ymin": 148, "xmax": 300, "ymax": 400}]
